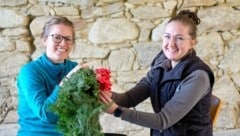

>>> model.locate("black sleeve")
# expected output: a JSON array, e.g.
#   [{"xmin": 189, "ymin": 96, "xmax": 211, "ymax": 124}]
[{"xmin": 112, "ymin": 81, "xmax": 150, "ymax": 108}]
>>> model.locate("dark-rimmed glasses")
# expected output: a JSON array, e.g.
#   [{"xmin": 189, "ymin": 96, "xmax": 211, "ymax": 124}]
[{"xmin": 48, "ymin": 34, "xmax": 74, "ymax": 45}]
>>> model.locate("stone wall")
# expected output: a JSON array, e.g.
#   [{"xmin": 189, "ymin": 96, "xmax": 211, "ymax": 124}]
[{"xmin": 0, "ymin": 0, "xmax": 240, "ymax": 136}]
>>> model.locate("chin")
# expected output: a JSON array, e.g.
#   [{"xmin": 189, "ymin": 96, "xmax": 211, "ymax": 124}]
[{"xmin": 54, "ymin": 56, "xmax": 66, "ymax": 63}]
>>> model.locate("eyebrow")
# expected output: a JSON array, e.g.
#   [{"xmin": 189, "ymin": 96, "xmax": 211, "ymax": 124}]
[
  {"xmin": 50, "ymin": 34, "xmax": 73, "ymax": 37},
  {"xmin": 164, "ymin": 33, "xmax": 187, "ymax": 37}
]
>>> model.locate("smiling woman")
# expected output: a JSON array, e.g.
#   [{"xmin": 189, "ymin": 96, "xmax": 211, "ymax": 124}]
[
  {"xmin": 16, "ymin": 16, "xmax": 80, "ymax": 136},
  {"xmin": 100, "ymin": 10, "xmax": 215, "ymax": 136}
]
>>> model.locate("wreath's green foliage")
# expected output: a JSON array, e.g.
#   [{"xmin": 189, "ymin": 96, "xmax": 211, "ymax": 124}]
[{"xmin": 50, "ymin": 68, "xmax": 104, "ymax": 136}]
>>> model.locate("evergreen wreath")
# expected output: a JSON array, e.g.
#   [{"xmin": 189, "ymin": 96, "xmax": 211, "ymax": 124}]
[{"xmin": 50, "ymin": 68, "xmax": 111, "ymax": 136}]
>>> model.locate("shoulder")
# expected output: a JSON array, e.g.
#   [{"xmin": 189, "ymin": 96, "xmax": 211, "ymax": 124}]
[
  {"xmin": 19, "ymin": 57, "xmax": 44, "ymax": 76},
  {"xmin": 183, "ymin": 70, "xmax": 210, "ymax": 85},
  {"xmin": 187, "ymin": 70, "xmax": 209, "ymax": 78}
]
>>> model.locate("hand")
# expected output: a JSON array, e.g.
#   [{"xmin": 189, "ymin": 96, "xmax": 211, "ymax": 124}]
[
  {"xmin": 100, "ymin": 91, "xmax": 118, "ymax": 114},
  {"xmin": 66, "ymin": 63, "xmax": 88, "ymax": 78},
  {"xmin": 59, "ymin": 63, "xmax": 88, "ymax": 86}
]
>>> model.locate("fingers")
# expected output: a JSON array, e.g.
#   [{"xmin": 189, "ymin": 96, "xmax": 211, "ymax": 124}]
[
  {"xmin": 80, "ymin": 63, "xmax": 88, "ymax": 68},
  {"xmin": 60, "ymin": 63, "xmax": 88, "ymax": 86},
  {"xmin": 100, "ymin": 93, "xmax": 118, "ymax": 114},
  {"xmin": 99, "ymin": 92, "xmax": 107, "ymax": 104},
  {"xmin": 100, "ymin": 91, "xmax": 111, "ymax": 104},
  {"xmin": 66, "ymin": 64, "xmax": 87, "ymax": 78}
]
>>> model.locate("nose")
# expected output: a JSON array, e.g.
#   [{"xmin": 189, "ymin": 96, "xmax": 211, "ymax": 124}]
[
  {"xmin": 168, "ymin": 37, "xmax": 176, "ymax": 46},
  {"xmin": 59, "ymin": 38, "xmax": 67, "ymax": 46}
]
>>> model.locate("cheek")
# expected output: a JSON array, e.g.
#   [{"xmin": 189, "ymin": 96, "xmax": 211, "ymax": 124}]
[
  {"xmin": 186, "ymin": 44, "xmax": 194, "ymax": 51},
  {"xmin": 68, "ymin": 45, "xmax": 74, "ymax": 51},
  {"xmin": 181, "ymin": 43, "xmax": 193, "ymax": 51},
  {"xmin": 162, "ymin": 43, "xmax": 167, "ymax": 49},
  {"xmin": 43, "ymin": 38, "xmax": 51, "ymax": 47}
]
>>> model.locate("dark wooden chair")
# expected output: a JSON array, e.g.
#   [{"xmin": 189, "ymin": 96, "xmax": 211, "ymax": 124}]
[{"xmin": 210, "ymin": 95, "xmax": 222, "ymax": 126}]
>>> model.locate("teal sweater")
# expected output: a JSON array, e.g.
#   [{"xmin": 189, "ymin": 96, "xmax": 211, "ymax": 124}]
[{"xmin": 17, "ymin": 53, "xmax": 77, "ymax": 136}]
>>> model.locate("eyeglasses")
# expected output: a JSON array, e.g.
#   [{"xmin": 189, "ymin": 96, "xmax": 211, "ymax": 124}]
[
  {"xmin": 48, "ymin": 34, "xmax": 74, "ymax": 45},
  {"xmin": 161, "ymin": 34, "xmax": 192, "ymax": 44}
]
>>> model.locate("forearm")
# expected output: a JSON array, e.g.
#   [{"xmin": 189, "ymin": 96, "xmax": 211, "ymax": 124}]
[
  {"xmin": 112, "ymin": 83, "xmax": 150, "ymax": 108},
  {"xmin": 119, "ymin": 70, "xmax": 211, "ymax": 130},
  {"xmin": 30, "ymin": 86, "xmax": 60, "ymax": 123}
]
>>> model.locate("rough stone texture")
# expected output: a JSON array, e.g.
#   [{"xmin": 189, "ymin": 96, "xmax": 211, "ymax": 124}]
[
  {"xmin": 130, "ymin": 5, "xmax": 170, "ymax": 19},
  {"xmin": 16, "ymin": 40, "xmax": 32, "ymax": 52},
  {"xmin": 28, "ymin": 5, "xmax": 50, "ymax": 16},
  {"xmin": 219, "ymin": 45, "xmax": 240, "ymax": 73},
  {"xmin": 116, "ymin": 70, "xmax": 147, "ymax": 86},
  {"xmin": 214, "ymin": 129, "xmax": 240, "ymax": 136},
  {"xmin": 198, "ymin": 5, "xmax": 240, "ymax": 33},
  {"xmin": 213, "ymin": 75, "xmax": 240, "ymax": 105},
  {"xmin": 70, "ymin": 41, "xmax": 110, "ymax": 59},
  {"xmin": 3, "ymin": 110, "xmax": 18, "ymax": 123},
  {"xmin": 108, "ymin": 49, "xmax": 135, "ymax": 71},
  {"xmin": 0, "ymin": 0, "xmax": 240, "ymax": 136},
  {"xmin": 81, "ymin": 2, "xmax": 124, "ymax": 19},
  {"xmin": 2, "ymin": 28, "xmax": 29, "ymax": 37},
  {"xmin": 30, "ymin": 16, "xmax": 51, "ymax": 37},
  {"xmin": 195, "ymin": 32, "xmax": 224, "ymax": 62},
  {"xmin": 0, "ymin": 53, "xmax": 30, "ymax": 77},
  {"xmin": 232, "ymin": 73, "xmax": 240, "ymax": 88},
  {"xmin": 128, "ymin": 0, "xmax": 163, "ymax": 5},
  {"xmin": 0, "ymin": 37, "xmax": 15, "ymax": 52},
  {"xmin": 0, "ymin": 124, "xmax": 19, "ymax": 136},
  {"xmin": 0, "ymin": 0, "xmax": 27, "ymax": 6},
  {"xmin": 0, "ymin": 87, "xmax": 10, "ymax": 122},
  {"xmin": 0, "ymin": 8, "xmax": 29, "ymax": 28},
  {"xmin": 133, "ymin": 42, "xmax": 162, "ymax": 67},
  {"xmin": 182, "ymin": 0, "xmax": 216, "ymax": 7},
  {"xmin": 55, "ymin": 7, "xmax": 79, "ymax": 16},
  {"xmin": 226, "ymin": 0, "xmax": 240, "ymax": 6},
  {"xmin": 137, "ymin": 20, "xmax": 155, "ymax": 42},
  {"xmin": 151, "ymin": 19, "xmax": 169, "ymax": 41},
  {"xmin": 89, "ymin": 18, "xmax": 139, "ymax": 44}
]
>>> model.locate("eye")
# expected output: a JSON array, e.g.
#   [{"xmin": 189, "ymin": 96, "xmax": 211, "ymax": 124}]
[
  {"xmin": 163, "ymin": 34, "xmax": 170, "ymax": 40},
  {"xmin": 176, "ymin": 36, "xmax": 184, "ymax": 42},
  {"xmin": 55, "ymin": 35, "xmax": 62, "ymax": 40},
  {"xmin": 65, "ymin": 37, "xmax": 73, "ymax": 42}
]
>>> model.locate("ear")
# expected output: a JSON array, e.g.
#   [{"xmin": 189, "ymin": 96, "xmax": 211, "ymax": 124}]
[
  {"xmin": 191, "ymin": 39, "xmax": 197, "ymax": 47},
  {"xmin": 41, "ymin": 37, "xmax": 47, "ymax": 48}
]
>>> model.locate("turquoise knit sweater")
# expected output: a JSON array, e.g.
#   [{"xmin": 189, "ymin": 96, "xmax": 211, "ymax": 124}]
[{"xmin": 17, "ymin": 53, "xmax": 77, "ymax": 136}]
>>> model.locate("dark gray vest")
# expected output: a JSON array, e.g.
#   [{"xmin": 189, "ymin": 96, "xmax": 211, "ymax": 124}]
[{"xmin": 150, "ymin": 51, "xmax": 214, "ymax": 136}]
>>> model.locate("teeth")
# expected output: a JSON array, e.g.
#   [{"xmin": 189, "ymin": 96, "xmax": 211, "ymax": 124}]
[
  {"xmin": 168, "ymin": 49, "xmax": 177, "ymax": 52},
  {"xmin": 57, "ymin": 48, "xmax": 67, "ymax": 53}
]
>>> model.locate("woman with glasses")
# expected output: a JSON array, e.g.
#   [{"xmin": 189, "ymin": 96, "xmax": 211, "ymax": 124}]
[
  {"xmin": 100, "ymin": 10, "xmax": 215, "ymax": 136},
  {"xmin": 17, "ymin": 16, "xmax": 82, "ymax": 136}
]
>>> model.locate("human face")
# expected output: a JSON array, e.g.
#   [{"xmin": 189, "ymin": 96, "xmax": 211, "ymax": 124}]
[
  {"xmin": 42, "ymin": 24, "xmax": 74, "ymax": 63},
  {"xmin": 162, "ymin": 21, "xmax": 195, "ymax": 66}
]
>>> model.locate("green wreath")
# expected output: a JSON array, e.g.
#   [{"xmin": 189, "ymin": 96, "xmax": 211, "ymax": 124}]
[{"xmin": 50, "ymin": 68, "xmax": 104, "ymax": 136}]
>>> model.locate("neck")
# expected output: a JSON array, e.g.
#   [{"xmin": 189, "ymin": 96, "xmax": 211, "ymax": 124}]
[
  {"xmin": 171, "ymin": 61, "xmax": 180, "ymax": 68},
  {"xmin": 171, "ymin": 49, "xmax": 194, "ymax": 68}
]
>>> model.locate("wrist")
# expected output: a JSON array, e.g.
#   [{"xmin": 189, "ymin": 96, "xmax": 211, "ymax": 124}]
[{"xmin": 113, "ymin": 106, "xmax": 123, "ymax": 117}]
